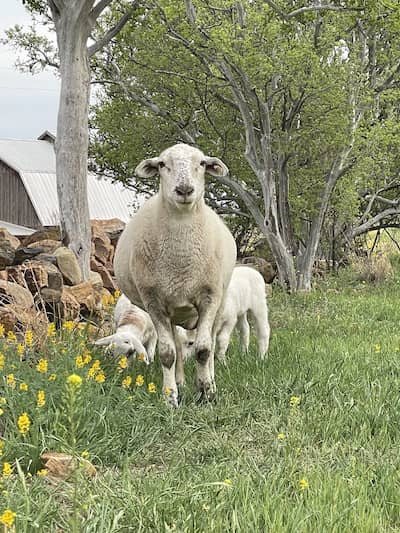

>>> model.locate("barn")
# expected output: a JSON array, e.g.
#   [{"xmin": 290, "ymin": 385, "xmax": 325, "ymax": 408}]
[{"xmin": 0, "ymin": 131, "xmax": 138, "ymax": 232}]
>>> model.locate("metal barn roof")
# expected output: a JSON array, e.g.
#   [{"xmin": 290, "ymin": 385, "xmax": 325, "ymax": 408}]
[
  {"xmin": 0, "ymin": 220, "xmax": 35, "ymax": 236},
  {"xmin": 0, "ymin": 137, "xmax": 138, "ymax": 225}
]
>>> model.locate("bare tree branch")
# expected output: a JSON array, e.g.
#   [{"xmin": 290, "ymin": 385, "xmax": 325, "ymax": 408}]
[
  {"xmin": 264, "ymin": 0, "xmax": 364, "ymax": 21},
  {"xmin": 90, "ymin": 0, "xmax": 113, "ymax": 21},
  {"xmin": 88, "ymin": 7, "xmax": 137, "ymax": 56}
]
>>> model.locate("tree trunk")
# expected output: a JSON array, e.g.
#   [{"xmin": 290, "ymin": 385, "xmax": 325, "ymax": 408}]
[{"xmin": 55, "ymin": 16, "xmax": 91, "ymax": 281}]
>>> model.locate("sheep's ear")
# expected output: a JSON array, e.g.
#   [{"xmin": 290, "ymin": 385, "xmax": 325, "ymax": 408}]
[
  {"xmin": 94, "ymin": 335, "xmax": 115, "ymax": 346},
  {"xmin": 135, "ymin": 157, "xmax": 160, "ymax": 178},
  {"xmin": 203, "ymin": 157, "xmax": 229, "ymax": 177}
]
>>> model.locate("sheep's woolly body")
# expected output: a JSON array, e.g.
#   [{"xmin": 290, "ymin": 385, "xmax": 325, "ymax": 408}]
[{"xmin": 114, "ymin": 143, "xmax": 237, "ymax": 406}]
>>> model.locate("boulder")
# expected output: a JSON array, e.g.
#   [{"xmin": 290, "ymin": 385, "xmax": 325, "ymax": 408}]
[
  {"xmin": 22, "ymin": 227, "xmax": 61, "ymax": 247},
  {"xmin": 90, "ymin": 258, "xmax": 117, "ymax": 292},
  {"xmin": 0, "ymin": 228, "xmax": 20, "ymax": 250},
  {"xmin": 45, "ymin": 288, "xmax": 80, "ymax": 322},
  {"xmin": 14, "ymin": 246, "xmax": 46, "ymax": 264},
  {"xmin": 5, "ymin": 265, "xmax": 25, "ymax": 286},
  {"xmin": 65, "ymin": 280, "xmax": 102, "ymax": 315},
  {"xmin": 54, "ymin": 247, "xmax": 82, "ymax": 286},
  {"xmin": 91, "ymin": 226, "xmax": 114, "ymax": 265},
  {"xmin": 0, "ymin": 280, "xmax": 34, "ymax": 308},
  {"xmin": 27, "ymin": 239, "xmax": 61, "ymax": 254},
  {"xmin": 0, "ymin": 240, "xmax": 15, "ymax": 269},
  {"xmin": 89, "ymin": 271, "xmax": 103, "ymax": 291},
  {"xmin": 0, "ymin": 304, "xmax": 47, "ymax": 343},
  {"xmin": 91, "ymin": 218, "xmax": 125, "ymax": 243},
  {"xmin": 241, "ymin": 256, "xmax": 277, "ymax": 284},
  {"xmin": 0, "ymin": 271, "xmax": 7, "ymax": 281}
]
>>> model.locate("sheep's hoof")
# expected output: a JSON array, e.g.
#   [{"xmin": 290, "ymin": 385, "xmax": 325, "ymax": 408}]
[
  {"xmin": 164, "ymin": 389, "xmax": 179, "ymax": 408},
  {"xmin": 196, "ymin": 380, "xmax": 217, "ymax": 404}
]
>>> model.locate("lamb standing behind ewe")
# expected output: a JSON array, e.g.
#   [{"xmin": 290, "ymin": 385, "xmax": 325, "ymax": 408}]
[
  {"xmin": 178, "ymin": 265, "xmax": 270, "ymax": 362},
  {"xmin": 114, "ymin": 143, "xmax": 237, "ymax": 407},
  {"xmin": 95, "ymin": 294, "xmax": 157, "ymax": 365}
]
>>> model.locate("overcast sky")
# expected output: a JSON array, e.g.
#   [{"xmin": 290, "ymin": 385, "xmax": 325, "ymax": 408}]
[{"xmin": 0, "ymin": 1, "xmax": 60, "ymax": 140}]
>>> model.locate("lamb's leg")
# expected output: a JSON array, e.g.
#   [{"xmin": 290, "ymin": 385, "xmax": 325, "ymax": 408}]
[
  {"xmin": 173, "ymin": 326, "xmax": 185, "ymax": 391},
  {"xmin": 145, "ymin": 334, "xmax": 158, "ymax": 364},
  {"xmin": 253, "ymin": 302, "xmax": 270, "ymax": 359},
  {"xmin": 216, "ymin": 318, "xmax": 236, "ymax": 363},
  {"xmin": 237, "ymin": 313, "xmax": 250, "ymax": 353}
]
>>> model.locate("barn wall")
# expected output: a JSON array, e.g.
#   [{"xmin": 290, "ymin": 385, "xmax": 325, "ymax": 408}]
[{"xmin": 0, "ymin": 160, "xmax": 41, "ymax": 229}]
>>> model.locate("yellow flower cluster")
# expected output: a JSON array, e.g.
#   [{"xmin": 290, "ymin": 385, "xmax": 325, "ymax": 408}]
[
  {"xmin": 0, "ymin": 441, "xmax": 4, "ymax": 457},
  {"xmin": 36, "ymin": 359, "xmax": 48, "ymax": 374},
  {"xmin": 87, "ymin": 360, "xmax": 105, "ymax": 383},
  {"xmin": 2, "ymin": 462, "xmax": 12, "ymax": 478},
  {"xmin": 6, "ymin": 331, "xmax": 16, "ymax": 343},
  {"xmin": 18, "ymin": 412, "xmax": 30, "ymax": 435},
  {"xmin": 0, "ymin": 353, "xmax": 4, "ymax": 371},
  {"xmin": 19, "ymin": 383, "xmax": 28, "ymax": 392},
  {"xmin": 0, "ymin": 324, "xmax": 4, "ymax": 338},
  {"xmin": 299, "ymin": 478, "xmax": 309, "ymax": 491},
  {"xmin": 289, "ymin": 396, "xmax": 301, "ymax": 408},
  {"xmin": 48, "ymin": 374, "xmax": 57, "ymax": 382},
  {"xmin": 16, "ymin": 344, "xmax": 24, "ymax": 357},
  {"xmin": 0, "ymin": 509, "xmax": 16, "ymax": 526},
  {"xmin": 67, "ymin": 374, "xmax": 83, "ymax": 388},
  {"xmin": 122, "ymin": 376, "xmax": 132, "ymax": 389},
  {"xmin": 37, "ymin": 469, "xmax": 47, "ymax": 477},
  {"xmin": 148, "ymin": 382, "xmax": 156, "ymax": 393},
  {"xmin": 24, "ymin": 329, "xmax": 33, "ymax": 347},
  {"xmin": 118, "ymin": 356, "xmax": 128, "ymax": 370},
  {"xmin": 6, "ymin": 374, "xmax": 15, "ymax": 389},
  {"xmin": 62, "ymin": 321, "xmax": 75, "ymax": 331},
  {"xmin": 135, "ymin": 374, "xmax": 144, "ymax": 387},
  {"xmin": 47, "ymin": 322, "xmax": 56, "ymax": 337},
  {"xmin": 37, "ymin": 390, "xmax": 46, "ymax": 408}
]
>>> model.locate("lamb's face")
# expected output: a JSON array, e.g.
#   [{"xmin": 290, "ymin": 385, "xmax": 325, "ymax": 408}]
[{"xmin": 135, "ymin": 144, "xmax": 229, "ymax": 211}]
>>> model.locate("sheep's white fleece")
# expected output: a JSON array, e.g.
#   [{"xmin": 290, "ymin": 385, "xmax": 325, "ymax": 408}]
[
  {"xmin": 114, "ymin": 143, "xmax": 237, "ymax": 406},
  {"xmin": 95, "ymin": 294, "xmax": 157, "ymax": 364}
]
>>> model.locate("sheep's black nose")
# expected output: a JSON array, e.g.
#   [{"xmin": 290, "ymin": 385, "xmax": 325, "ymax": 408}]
[{"xmin": 175, "ymin": 184, "xmax": 194, "ymax": 196}]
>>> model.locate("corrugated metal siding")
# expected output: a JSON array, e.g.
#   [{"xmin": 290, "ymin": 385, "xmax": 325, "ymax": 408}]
[
  {"xmin": 0, "ymin": 160, "xmax": 41, "ymax": 228},
  {"xmin": 21, "ymin": 172, "xmax": 137, "ymax": 225}
]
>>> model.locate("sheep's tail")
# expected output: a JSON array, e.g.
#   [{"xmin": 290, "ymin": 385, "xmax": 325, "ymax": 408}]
[{"xmin": 130, "ymin": 336, "xmax": 150, "ymax": 365}]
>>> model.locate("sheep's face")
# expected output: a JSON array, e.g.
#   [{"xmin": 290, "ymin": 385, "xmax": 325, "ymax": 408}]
[
  {"xmin": 95, "ymin": 332, "xmax": 138, "ymax": 358},
  {"xmin": 135, "ymin": 144, "xmax": 229, "ymax": 211},
  {"xmin": 176, "ymin": 326, "xmax": 196, "ymax": 361}
]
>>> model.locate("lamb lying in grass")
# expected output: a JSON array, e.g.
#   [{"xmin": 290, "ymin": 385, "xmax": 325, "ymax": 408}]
[
  {"xmin": 178, "ymin": 265, "xmax": 270, "ymax": 362},
  {"xmin": 95, "ymin": 294, "xmax": 157, "ymax": 365}
]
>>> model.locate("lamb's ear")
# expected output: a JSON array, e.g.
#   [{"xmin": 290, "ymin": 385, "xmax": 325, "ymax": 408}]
[
  {"xmin": 94, "ymin": 335, "xmax": 115, "ymax": 346},
  {"xmin": 203, "ymin": 156, "xmax": 229, "ymax": 177},
  {"xmin": 135, "ymin": 157, "xmax": 161, "ymax": 178}
]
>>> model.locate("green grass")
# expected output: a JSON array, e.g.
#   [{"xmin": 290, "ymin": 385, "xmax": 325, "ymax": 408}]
[{"xmin": 2, "ymin": 273, "xmax": 400, "ymax": 531}]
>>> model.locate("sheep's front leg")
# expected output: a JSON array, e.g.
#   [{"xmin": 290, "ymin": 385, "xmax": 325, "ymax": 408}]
[
  {"xmin": 195, "ymin": 296, "xmax": 221, "ymax": 402},
  {"xmin": 173, "ymin": 326, "xmax": 185, "ymax": 391}
]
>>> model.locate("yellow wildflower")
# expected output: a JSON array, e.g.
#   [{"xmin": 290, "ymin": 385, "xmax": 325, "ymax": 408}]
[
  {"xmin": 0, "ymin": 441, "xmax": 4, "ymax": 456},
  {"xmin": 289, "ymin": 396, "xmax": 301, "ymax": 408},
  {"xmin": 277, "ymin": 433, "xmax": 286, "ymax": 440},
  {"xmin": 0, "ymin": 324, "xmax": 4, "ymax": 338},
  {"xmin": 75, "ymin": 355, "xmax": 85, "ymax": 368},
  {"xmin": 2, "ymin": 463, "xmax": 12, "ymax": 479},
  {"xmin": 19, "ymin": 383, "xmax": 28, "ymax": 392},
  {"xmin": 36, "ymin": 359, "xmax": 48, "ymax": 373},
  {"xmin": 47, "ymin": 322, "xmax": 56, "ymax": 337},
  {"xmin": 62, "ymin": 321, "xmax": 75, "ymax": 331},
  {"xmin": 95, "ymin": 371, "xmax": 106, "ymax": 383},
  {"xmin": 118, "ymin": 356, "xmax": 128, "ymax": 370},
  {"xmin": 16, "ymin": 344, "xmax": 24, "ymax": 357},
  {"xmin": 67, "ymin": 374, "xmax": 82, "ymax": 388},
  {"xmin": 6, "ymin": 331, "xmax": 16, "ymax": 343},
  {"xmin": 114, "ymin": 289, "xmax": 121, "ymax": 299},
  {"xmin": 0, "ymin": 398, "xmax": 6, "ymax": 405},
  {"xmin": 83, "ymin": 350, "xmax": 92, "ymax": 365},
  {"xmin": 135, "ymin": 374, "xmax": 144, "ymax": 387},
  {"xmin": 37, "ymin": 469, "xmax": 47, "ymax": 477},
  {"xmin": 87, "ymin": 359, "xmax": 101, "ymax": 379},
  {"xmin": 17, "ymin": 412, "xmax": 30, "ymax": 435},
  {"xmin": 137, "ymin": 353, "xmax": 145, "ymax": 363},
  {"xmin": 0, "ymin": 352, "xmax": 4, "ymax": 370},
  {"xmin": 374, "ymin": 344, "xmax": 381, "ymax": 353},
  {"xmin": 0, "ymin": 509, "xmax": 16, "ymax": 526},
  {"xmin": 299, "ymin": 478, "xmax": 309, "ymax": 491},
  {"xmin": 48, "ymin": 374, "xmax": 57, "ymax": 381},
  {"xmin": 37, "ymin": 390, "xmax": 46, "ymax": 408},
  {"xmin": 24, "ymin": 329, "xmax": 33, "ymax": 346},
  {"xmin": 81, "ymin": 450, "xmax": 89, "ymax": 459},
  {"xmin": 6, "ymin": 374, "xmax": 15, "ymax": 389},
  {"xmin": 148, "ymin": 382, "xmax": 156, "ymax": 393},
  {"xmin": 101, "ymin": 293, "xmax": 112, "ymax": 306},
  {"xmin": 223, "ymin": 479, "xmax": 232, "ymax": 486},
  {"xmin": 0, "ymin": 409, "xmax": 3, "ymax": 416},
  {"xmin": 122, "ymin": 376, "xmax": 132, "ymax": 389}
]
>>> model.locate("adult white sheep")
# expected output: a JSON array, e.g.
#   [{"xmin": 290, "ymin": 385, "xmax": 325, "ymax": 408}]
[
  {"xmin": 114, "ymin": 143, "xmax": 237, "ymax": 407},
  {"xmin": 94, "ymin": 294, "xmax": 157, "ymax": 365},
  {"xmin": 178, "ymin": 265, "xmax": 270, "ymax": 362}
]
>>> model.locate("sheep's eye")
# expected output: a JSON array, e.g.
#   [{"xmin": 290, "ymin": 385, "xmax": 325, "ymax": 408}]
[
  {"xmin": 200, "ymin": 160, "xmax": 206, "ymax": 167},
  {"xmin": 159, "ymin": 161, "xmax": 165, "ymax": 169},
  {"xmin": 188, "ymin": 341, "xmax": 194, "ymax": 346}
]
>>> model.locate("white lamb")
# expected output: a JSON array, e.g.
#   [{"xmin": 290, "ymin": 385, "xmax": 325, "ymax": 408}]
[
  {"xmin": 178, "ymin": 265, "xmax": 270, "ymax": 362},
  {"xmin": 114, "ymin": 143, "xmax": 237, "ymax": 407},
  {"xmin": 95, "ymin": 294, "xmax": 157, "ymax": 365}
]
